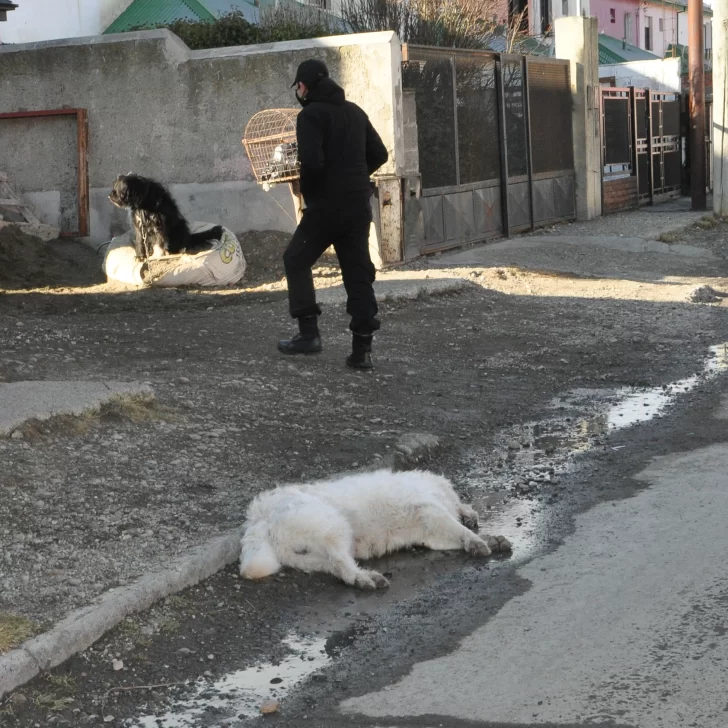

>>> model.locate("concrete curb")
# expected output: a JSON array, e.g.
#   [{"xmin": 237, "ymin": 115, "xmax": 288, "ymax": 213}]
[
  {"xmin": 317, "ymin": 277, "xmax": 471, "ymax": 306},
  {"xmin": 0, "ymin": 380, "xmax": 153, "ymax": 438},
  {"xmin": 0, "ymin": 530, "xmax": 242, "ymax": 698},
  {"xmin": 0, "ymin": 433, "xmax": 444, "ymax": 698}
]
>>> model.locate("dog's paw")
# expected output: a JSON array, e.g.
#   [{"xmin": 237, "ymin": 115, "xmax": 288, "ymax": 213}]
[
  {"xmin": 354, "ymin": 570, "xmax": 390, "ymax": 590},
  {"xmin": 460, "ymin": 513, "xmax": 480, "ymax": 532},
  {"xmin": 486, "ymin": 535, "xmax": 512, "ymax": 553},
  {"xmin": 465, "ymin": 538, "xmax": 492, "ymax": 557}
]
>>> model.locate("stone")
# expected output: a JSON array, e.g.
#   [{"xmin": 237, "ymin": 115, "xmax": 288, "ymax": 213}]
[{"xmin": 260, "ymin": 699, "xmax": 280, "ymax": 715}]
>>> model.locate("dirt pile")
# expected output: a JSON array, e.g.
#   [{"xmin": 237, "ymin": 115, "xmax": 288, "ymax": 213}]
[{"xmin": 0, "ymin": 224, "xmax": 104, "ymax": 290}]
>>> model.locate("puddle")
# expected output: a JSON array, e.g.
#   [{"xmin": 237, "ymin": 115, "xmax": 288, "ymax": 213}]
[
  {"xmin": 464, "ymin": 343, "xmax": 728, "ymax": 560},
  {"xmin": 127, "ymin": 634, "xmax": 329, "ymax": 727}
]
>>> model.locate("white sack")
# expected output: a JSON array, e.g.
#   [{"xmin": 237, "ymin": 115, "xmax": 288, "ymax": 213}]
[{"xmin": 103, "ymin": 222, "xmax": 246, "ymax": 288}]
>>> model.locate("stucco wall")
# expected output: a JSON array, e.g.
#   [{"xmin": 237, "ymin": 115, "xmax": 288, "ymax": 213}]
[{"xmin": 0, "ymin": 29, "xmax": 404, "ymax": 242}]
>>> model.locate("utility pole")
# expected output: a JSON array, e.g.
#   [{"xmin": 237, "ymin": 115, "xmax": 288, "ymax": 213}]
[{"xmin": 688, "ymin": 0, "xmax": 706, "ymax": 210}]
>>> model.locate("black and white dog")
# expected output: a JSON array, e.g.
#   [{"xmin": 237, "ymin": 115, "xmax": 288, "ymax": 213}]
[{"xmin": 109, "ymin": 174, "xmax": 223, "ymax": 261}]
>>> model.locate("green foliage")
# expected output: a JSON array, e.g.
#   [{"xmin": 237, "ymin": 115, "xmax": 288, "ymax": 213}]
[{"xmin": 132, "ymin": 9, "xmax": 335, "ymax": 50}]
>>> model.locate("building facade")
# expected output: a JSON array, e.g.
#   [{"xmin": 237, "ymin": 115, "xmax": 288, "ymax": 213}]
[{"xmin": 524, "ymin": 0, "xmax": 712, "ymax": 60}]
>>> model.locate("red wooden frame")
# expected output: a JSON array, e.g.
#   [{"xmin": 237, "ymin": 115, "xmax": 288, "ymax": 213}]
[{"xmin": 0, "ymin": 108, "xmax": 89, "ymax": 237}]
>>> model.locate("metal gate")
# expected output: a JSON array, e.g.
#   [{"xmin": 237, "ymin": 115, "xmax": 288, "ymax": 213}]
[
  {"xmin": 401, "ymin": 45, "xmax": 576, "ymax": 258},
  {"xmin": 601, "ymin": 87, "xmax": 682, "ymax": 205}
]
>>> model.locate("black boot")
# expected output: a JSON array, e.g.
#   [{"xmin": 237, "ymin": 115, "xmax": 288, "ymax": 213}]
[
  {"xmin": 346, "ymin": 333, "xmax": 373, "ymax": 370},
  {"xmin": 278, "ymin": 315, "xmax": 322, "ymax": 355}
]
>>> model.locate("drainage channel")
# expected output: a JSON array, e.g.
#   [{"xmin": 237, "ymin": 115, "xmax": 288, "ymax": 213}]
[{"xmin": 125, "ymin": 344, "xmax": 728, "ymax": 727}]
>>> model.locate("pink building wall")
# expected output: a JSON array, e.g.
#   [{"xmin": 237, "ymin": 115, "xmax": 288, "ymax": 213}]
[{"xmin": 590, "ymin": 0, "xmax": 641, "ymax": 46}]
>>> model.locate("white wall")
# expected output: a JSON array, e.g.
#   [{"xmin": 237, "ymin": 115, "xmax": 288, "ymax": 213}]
[
  {"xmin": 0, "ymin": 0, "xmax": 132, "ymax": 44},
  {"xmin": 677, "ymin": 11, "xmax": 712, "ymax": 55},
  {"xmin": 641, "ymin": 6, "xmax": 676, "ymax": 57},
  {"xmin": 599, "ymin": 57, "xmax": 681, "ymax": 92}
]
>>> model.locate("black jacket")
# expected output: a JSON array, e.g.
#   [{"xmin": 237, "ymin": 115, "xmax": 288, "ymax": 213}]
[{"xmin": 296, "ymin": 77, "xmax": 389, "ymax": 209}]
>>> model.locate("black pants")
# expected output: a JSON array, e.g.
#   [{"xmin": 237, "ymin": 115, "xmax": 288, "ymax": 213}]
[{"xmin": 283, "ymin": 200, "xmax": 380, "ymax": 336}]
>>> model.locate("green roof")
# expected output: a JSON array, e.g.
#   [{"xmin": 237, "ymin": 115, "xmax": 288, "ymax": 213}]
[
  {"xmin": 104, "ymin": 0, "xmax": 217, "ymax": 34},
  {"xmin": 598, "ymin": 33, "xmax": 661, "ymax": 65}
]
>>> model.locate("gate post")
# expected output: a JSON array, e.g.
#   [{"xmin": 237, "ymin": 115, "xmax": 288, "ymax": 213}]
[
  {"xmin": 554, "ymin": 16, "xmax": 602, "ymax": 220},
  {"xmin": 713, "ymin": 0, "xmax": 728, "ymax": 216}
]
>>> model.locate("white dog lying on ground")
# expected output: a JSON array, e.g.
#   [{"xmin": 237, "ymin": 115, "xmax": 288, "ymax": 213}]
[{"xmin": 239, "ymin": 469, "xmax": 512, "ymax": 590}]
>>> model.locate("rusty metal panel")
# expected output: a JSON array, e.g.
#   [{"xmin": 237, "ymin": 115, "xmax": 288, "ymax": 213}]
[
  {"xmin": 420, "ymin": 195, "xmax": 445, "ymax": 248},
  {"xmin": 603, "ymin": 98, "xmax": 631, "ymax": 166},
  {"xmin": 663, "ymin": 100, "xmax": 680, "ymax": 136},
  {"xmin": 528, "ymin": 61, "xmax": 574, "ymax": 173},
  {"xmin": 443, "ymin": 190, "xmax": 475, "ymax": 242},
  {"xmin": 532, "ymin": 178, "xmax": 553, "ymax": 223},
  {"xmin": 473, "ymin": 185, "xmax": 501, "ymax": 235},
  {"xmin": 402, "ymin": 50, "xmax": 457, "ymax": 189},
  {"xmin": 454, "ymin": 54, "xmax": 500, "ymax": 185},
  {"xmin": 507, "ymin": 181, "xmax": 530, "ymax": 229},
  {"xmin": 502, "ymin": 58, "xmax": 528, "ymax": 179},
  {"xmin": 553, "ymin": 175, "xmax": 575, "ymax": 219}
]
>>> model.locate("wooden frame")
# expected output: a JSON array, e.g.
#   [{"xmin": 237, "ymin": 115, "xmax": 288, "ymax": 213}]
[{"xmin": 0, "ymin": 108, "xmax": 89, "ymax": 237}]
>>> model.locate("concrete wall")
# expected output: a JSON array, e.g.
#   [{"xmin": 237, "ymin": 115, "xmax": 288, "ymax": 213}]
[
  {"xmin": 0, "ymin": 29, "xmax": 404, "ymax": 243},
  {"xmin": 0, "ymin": 0, "xmax": 133, "ymax": 44},
  {"xmin": 555, "ymin": 15, "xmax": 602, "ymax": 221},
  {"xmin": 713, "ymin": 0, "xmax": 727, "ymax": 216},
  {"xmin": 599, "ymin": 57, "xmax": 681, "ymax": 92}
]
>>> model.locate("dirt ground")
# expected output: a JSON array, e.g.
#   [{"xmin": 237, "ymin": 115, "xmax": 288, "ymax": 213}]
[
  {"xmin": 0, "ymin": 225, "xmax": 105, "ymax": 290},
  {"xmin": 2, "ymin": 214, "xmax": 728, "ymax": 725}
]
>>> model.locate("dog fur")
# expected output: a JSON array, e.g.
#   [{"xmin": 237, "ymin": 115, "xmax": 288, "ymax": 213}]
[
  {"xmin": 239, "ymin": 469, "xmax": 511, "ymax": 590},
  {"xmin": 108, "ymin": 173, "xmax": 223, "ymax": 260}
]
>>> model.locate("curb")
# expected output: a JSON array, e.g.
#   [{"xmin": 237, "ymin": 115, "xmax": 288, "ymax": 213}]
[
  {"xmin": 0, "ymin": 531, "xmax": 242, "ymax": 698},
  {"xmin": 317, "ymin": 277, "xmax": 471, "ymax": 306},
  {"xmin": 0, "ymin": 433, "xmax": 444, "ymax": 699}
]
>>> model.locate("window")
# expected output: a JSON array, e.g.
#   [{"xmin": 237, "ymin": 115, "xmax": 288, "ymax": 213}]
[
  {"xmin": 645, "ymin": 16, "xmax": 653, "ymax": 51},
  {"xmin": 562, "ymin": 0, "xmax": 569, "ymax": 15},
  {"xmin": 610, "ymin": 8, "xmax": 616, "ymax": 23},
  {"xmin": 624, "ymin": 13, "xmax": 633, "ymax": 43},
  {"xmin": 509, "ymin": 0, "xmax": 529, "ymax": 32},
  {"xmin": 659, "ymin": 18, "xmax": 664, "ymax": 32},
  {"xmin": 539, "ymin": 0, "xmax": 550, "ymax": 34}
]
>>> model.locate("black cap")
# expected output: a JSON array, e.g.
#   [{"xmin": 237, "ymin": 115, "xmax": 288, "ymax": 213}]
[{"xmin": 291, "ymin": 59, "xmax": 329, "ymax": 89}]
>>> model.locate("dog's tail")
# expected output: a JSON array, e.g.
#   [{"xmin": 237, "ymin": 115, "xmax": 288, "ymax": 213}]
[{"xmin": 186, "ymin": 225, "xmax": 224, "ymax": 254}]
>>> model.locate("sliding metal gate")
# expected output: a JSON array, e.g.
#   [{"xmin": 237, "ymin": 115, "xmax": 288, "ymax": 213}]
[{"xmin": 401, "ymin": 45, "xmax": 575, "ymax": 258}]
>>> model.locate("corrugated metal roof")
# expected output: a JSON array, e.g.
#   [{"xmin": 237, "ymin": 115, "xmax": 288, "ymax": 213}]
[
  {"xmin": 598, "ymin": 33, "xmax": 661, "ymax": 64},
  {"xmin": 104, "ymin": 0, "xmax": 216, "ymax": 34}
]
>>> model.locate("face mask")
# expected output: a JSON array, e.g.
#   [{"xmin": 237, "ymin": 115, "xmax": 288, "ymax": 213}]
[{"xmin": 296, "ymin": 91, "xmax": 308, "ymax": 107}]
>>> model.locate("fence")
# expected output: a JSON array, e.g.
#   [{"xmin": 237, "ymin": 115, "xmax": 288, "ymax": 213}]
[
  {"xmin": 600, "ymin": 87, "xmax": 682, "ymax": 211},
  {"xmin": 401, "ymin": 45, "xmax": 576, "ymax": 258}
]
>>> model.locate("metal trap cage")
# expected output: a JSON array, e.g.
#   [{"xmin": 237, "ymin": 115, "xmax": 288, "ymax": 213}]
[{"xmin": 242, "ymin": 108, "xmax": 301, "ymax": 189}]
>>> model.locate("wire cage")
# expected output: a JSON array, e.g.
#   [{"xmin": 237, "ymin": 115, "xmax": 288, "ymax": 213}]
[{"xmin": 242, "ymin": 108, "xmax": 301, "ymax": 187}]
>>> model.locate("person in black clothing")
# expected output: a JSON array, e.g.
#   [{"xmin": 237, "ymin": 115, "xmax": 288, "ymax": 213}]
[{"xmin": 277, "ymin": 59, "xmax": 389, "ymax": 370}]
